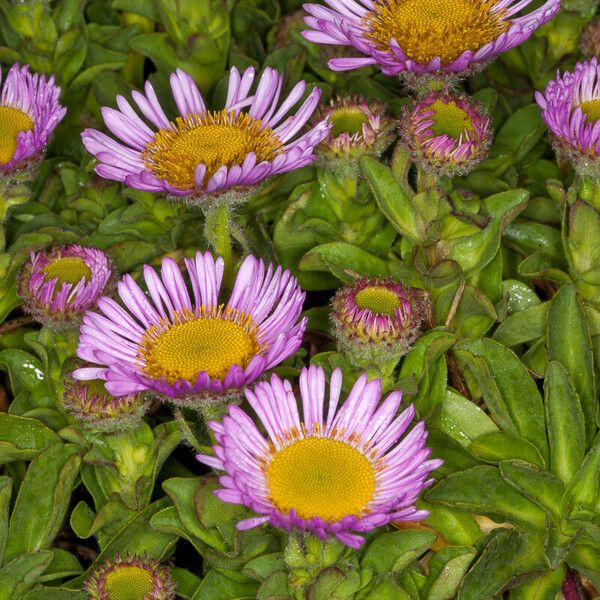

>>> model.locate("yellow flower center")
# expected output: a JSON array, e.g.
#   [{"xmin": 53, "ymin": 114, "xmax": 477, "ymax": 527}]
[
  {"xmin": 104, "ymin": 565, "xmax": 153, "ymax": 600},
  {"xmin": 0, "ymin": 105, "xmax": 34, "ymax": 165},
  {"xmin": 139, "ymin": 308, "xmax": 261, "ymax": 384},
  {"xmin": 355, "ymin": 285, "xmax": 402, "ymax": 316},
  {"xmin": 42, "ymin": 257, "xmax": 92, "ymax": 287},
  {"xmin": 428, "ymin": 100, "xmax": 475, "ymax": 139},
  {"xmin": 143, "ymin": 109, "xmax": 284, "ymax": 190},
  {"xmin": 364, "ymin": 0, "xmax": 510, "ymax": 65},
  {"xmin": 330, "ymin": 107, "xmax": 369, "ymax": 137},
  {"xmin": 580, "ymin": 99, "xmax": 600, "ymax": 123},
  {"xmin": 267, "ymin": 437, "xmax": 376, "ymax": 522}
]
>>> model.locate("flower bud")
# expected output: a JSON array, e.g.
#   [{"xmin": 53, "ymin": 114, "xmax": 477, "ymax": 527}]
[
  {"xmin": 84, "ymin": 554, "xmax": 175, "ymax": 600},
  {"xmin": 19, "ymin": 245, "xmax": 114, "ymax": 328},
  {"xmin": 400, "ymin": 90, "xmax": 491, "ymax": 177},
  {"xmin": 331, "ymin": 277, "xmax": 428, "ymax": 367}
]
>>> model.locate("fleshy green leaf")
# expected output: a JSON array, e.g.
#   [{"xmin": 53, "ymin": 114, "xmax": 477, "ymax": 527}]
[
  {"xmin": 547, "ymin": 285, "xmax": 597, "ymax": 447},
  {"xmin": 454, "ymin": 339, "xmax": 548, "ymax": 462},
  {"xmin": 361, "ymin": 530, "xmax": 435, "ymax": 576},
  {"xmin": 544, "ymin": 361, "xmax": 585, "ymax": 483},
  {"xmin": 426, "ymin": 465, "xmax": 546, "ymax": 530},
  {"xmin": 4, "ymin": 443, "xmax": 81, "ymax": 562},
  {"xmin": 459, "ymin": 530, "xmax": 546, "ymax": 600}
]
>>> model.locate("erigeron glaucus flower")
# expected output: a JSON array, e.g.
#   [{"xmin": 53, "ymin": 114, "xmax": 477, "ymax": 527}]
[
  {"xmin": 74, "ymin": 252, "xmax": 306, "ymax": 407},
  {"xmin": 314, "ymin": 96, "xmax": 395, "ymax": 164},
  {"xmin": 400, "ymin": 91, "xmax": 492, "ymax": 176},
  {"xmin": 331, "ymin": 277, "xmax": 427, "ymax": 366},
  {"xmin": 0, "ymin": 63, "xmax": 66, "ymax": 177},
  {"xmin": 302, "ymin": 0, "xmax": 560, "ymax": 79},
  {"xmin": 536, "ymin": 58, "xmax": 600, "ymax": 179},
  {"xmin": 63, "ymin": 373, "xmax": 148, "ymax": 432},
  {"xmin": 81, "ymin": 67, "xmax": 331, "ymax": 204},
  {"xmin": 18, "ymin": 245, "xmax": 114, "ymax": 327},
  {"xmin": 197, "ymin": 365, "xmax": 441, "ymax": 549},
  {"xmin": 84, "ymin": 554, "xmax": 175, "ymax": 600}
]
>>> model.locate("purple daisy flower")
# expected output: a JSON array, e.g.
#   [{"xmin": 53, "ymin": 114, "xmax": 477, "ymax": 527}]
[
  {"xmin": 19, "ymin": 245, "xmax": 114, "ymax": 327},
  {"xmin": 302, "ymin": 0, "xmax": 560, "ymax": 78},
  {"xmin": 400, "ymin": 90, "xmax": 492, "ymax": 176},
  {"xmin": 81, "ymin": 67, "xmax": 331, "ymax": 202},
  {"xmin": 331, "ymin": 277, "xmax": 427, "ymax": 366},
  {"xmin": 0, "ymin": 63, "xmax": 66, "ymax": 175},
  {"xmin": 536, "ymin": 58, "xmax": 600, "ymax": 177},
  {"xmin": 74, "ymin": 252, "xmax": 306, "ymax": 406},
  {"xmin": 197, "ymin": 365, "xmax": 441, "ymax": 548}
]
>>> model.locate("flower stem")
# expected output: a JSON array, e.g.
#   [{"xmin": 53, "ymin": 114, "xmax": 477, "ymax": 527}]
[
  {"xmin": 416, "ymin": 167, "xmax": 439, "ymax": 193},
  {"xmin": 203, "ymin": 203, "xmax": 233, "ymax": 287}
]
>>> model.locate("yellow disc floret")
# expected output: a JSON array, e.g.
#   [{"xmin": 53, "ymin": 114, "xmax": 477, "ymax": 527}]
[
  {"xmin": 143, "ymin": 109, "xmax": 284, "ymax": 190},
  {"xmin": 43, "ymin": 257, "xmax": 92, "ymax": 287},
  {"xmin": 428, "ymin": 100, "xmax": 475, "ymax": 139},
  {"xmin": 267, "ymin": 437, "xmax": 376, "ymax": 522},
  {"xmin": 139, "ymin": 307, "xmax": 262, "ymax": 384},
  {"xmin": 355, "ymin": 286, "xmax": 402, "ymax": 316},
  {"xmin": 364, "ymin": 0, "xmax": 510, "ymax": 65},
  {"xmin": 0, "ymin": 105, "xmax": 34, "ymax": 164},
  {"xmin": 104, "ymin": 565, "xmax": 153, "ymax": 600},
  {"xmin": 330, "ymin": 107, "xmax": 369, "ymax": 137},
  {"xmin": 580, "ymin": 99, "xmax": 600, "ymax": 123}
]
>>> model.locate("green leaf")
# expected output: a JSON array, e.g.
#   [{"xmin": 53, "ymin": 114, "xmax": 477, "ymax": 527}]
[
  {"xmin": 491, "ymin": 105, "xmax": 545, "ymax": 162},
  {"xmin": 38, "ymin": 549, "xmax": 82, "ymax": 582},
  {"xmin": 499, "ymin": 461, "xmax": 564, "ymax": 518},
  {"xmin": 506, "ymin": 567, "xmax": 566, "ymax": 600},
  {"xmin": 0, "ymin": 551, "xmax": 53, "ymax": 600},
  {"xmin": 447, "ymin": 190, "xmax": 529, "ymax": 274},
  {"xmin": 469, "ymin": 433, "xmax": 545, "ymax": 468},
  {"xmin": 544, "ymin": 361, "xmax": 585, "ymax": 483},
  {"xmin": 0, "ymin": 477, "xmax": 11, "ymax": 567},
  {"xmin": 0, "ymin": 414, "xmax": 60, "ymax": 463},
  {"xmin": 361, "ymin": 579, "xmax": 411, "ymax": 600},
  {"xmin": 398, "ymin": 330, "xmax": 455, "ymax": 417},
  {"xmin": 256, "ymin": 571, "xmax": 290, "ymax": 599},
  {"xmin": 568, "ymin": 544, "xmax": 600, "ymax": 589},
  {"xmin": 426, "ymin": 465, "xmax": 546, "ymax": 530},
  {"xmin": 493, "ymin": 302, "xmax": 549, "ymax": 347},
  {"xmin": 69, "ymin": 501, "xmax": 96, "ymax": 539},
  {"xmin": 162, "ymin": 477, "xmax": 242, "ymax": 552},
  {"xmin": 434, "ymin": 390, "xmax": 499, "ymax": 448},
  {"xmin": 300, "ymin": 242, "xmax": 389, "ymax": 281},
  {"xmin": 563, "ymin": 433, "xmax": 600, "ymax": 515},
  {"xmin": 4, "ymin": 443, "xmax": 81, "ymax": 562},
  {"xmin": 360, "ymin": 155, "xmax": 424, "ymax": 243},
  {"xmin": 459, "ymin": 530, "xmax": 547, "ymax": 599},
  {"xmin": 170, "ymin": 567, "xmax": 203, "ymax": 600},
  {"xmin": 422, "ymin": 503, "xmax": 483, "ymax": 546},
  {"xmin": 547, "ymin": 285, "xmax": 596, "ymax": 447},
  {"xmin": 23, "ymin": 590, "xmax": 86, "ymax": 600},
  {"xmin": 454, "ymin": 339, "xmax": 548, "ymax": 462},
  {"xmin": 192, "ymin": 570, "xmax": 258, "ymax": 600},
  {"xmin": 242, "ymin": 554, "xmax": 285, "ymax": 582},
  {"xmin": 423, "ymin": 546, "xmax": 476, "ymax": 600},
  {"xmin": 0, "ymin": 349, "xmax": 51, "ymax": 398},
  {"xmin": 307, "ymin": 566, "xmax": 346, "ymax": 599},
  {"xmin": 361, "ymin": 530, "xmax": 435, "ymax": 576}
]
